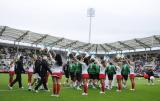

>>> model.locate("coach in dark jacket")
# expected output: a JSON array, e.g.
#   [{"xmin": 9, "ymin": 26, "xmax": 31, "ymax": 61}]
[
  {"xmin": 34, "ymin": 56, "xmax": 52, "ymax": 92},
  {"xmin": 34, "ymin": 56, "xmax": 42, "ymax": 74},
  {"xmin": 10, "ymin": 56, "xmax": 25, "ymax": 89}
]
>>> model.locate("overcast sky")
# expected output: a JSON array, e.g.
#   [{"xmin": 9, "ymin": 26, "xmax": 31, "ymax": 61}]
[{"xmin": 0, "ymin": 0, "xmax": 160, "ymax": 44}]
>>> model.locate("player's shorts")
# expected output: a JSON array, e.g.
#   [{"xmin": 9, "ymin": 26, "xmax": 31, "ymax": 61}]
[
  {"xmin": 70, "ymin": 72, "xmax": 75, "ymax": 81},
  {"xmin": 52, "ymin": 72, "xmax": 62, "ymax": 79},
  {"xmin": 116, "ymin": 75, "xmax": 123, "ymax": 79},
  {"xmin": 144, "ymin": 73, "xmax": 149, "ymax": 79},
  {"xmin": 108, "ymin": 74, "xmax": 114, "ymax": 80},
  {"xmin": 99, "ymin": 74, "xmax": 106, "ymax": 79},
  {"xmin": 28, "ymin": 72, "xmax": 33, "ymax": 75},
  {"xmin": 129, "ymin": 74, "xmax": 135, "ymax": 79},
  {"xmin": 82, "ymin": 74, "xmax": 89, "ymax": 79},
  {"xmin": 89, "ymin": 74, "xmax": 98, "ymax": 80},
  {"xmin": 96, "ymin": 73, "xmax": 99, "ymax": 80},
  {"xmin": 9, "ymin": 71, "xmax": 15, "ymax": 76},
  {"xmin": 122, "ymin": 74, "xmax": 129, "ymax": 80},
  {"xmin": 150, "ymin": 76, "xmax": 155, "ymax": 80},
  {"xmin": 76, "ymin": 72, "xmax": 82, "ymax": 82}
]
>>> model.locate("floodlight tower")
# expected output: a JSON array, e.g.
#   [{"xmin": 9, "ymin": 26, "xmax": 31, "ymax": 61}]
[{"xmin": 87, "ymin": 8, "xmax": 95, "ymax": 43}]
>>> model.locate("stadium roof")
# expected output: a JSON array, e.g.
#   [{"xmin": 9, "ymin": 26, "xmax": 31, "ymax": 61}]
[{"xmin": 0, "ymin": 26, "xmax": 160, "ymax": 54}]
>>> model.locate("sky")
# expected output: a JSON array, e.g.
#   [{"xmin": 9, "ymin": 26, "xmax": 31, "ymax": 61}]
[{"xmin": 0, "ymin": 0, "xmax": 160, "ymax": 44}]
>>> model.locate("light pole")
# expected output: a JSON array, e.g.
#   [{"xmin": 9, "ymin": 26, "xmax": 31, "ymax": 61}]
[{"xmin": 87, "ymin": 8, "xmax": 95, "ymax": 43}]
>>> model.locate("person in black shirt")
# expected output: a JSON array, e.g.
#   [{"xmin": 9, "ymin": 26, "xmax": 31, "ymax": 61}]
[
  {"xmin": 34, "ymin": 56, "xmax": 52, "ymax": 92},
  {"xmin": 28, "ymin": 56, "xmax": 42, "ymax": 90},
  {"xmin": 9, "ymin": 56, "xmax": 25, "ymax": 89},
  {"xmin": 34, "ymin": 56, "xmax": 42, "ymax": 75},
  {"xmin": 146, "ymin": 67, "xmax": 155, "ymax": 85},
  {"xmin": 63, "ymin": 61, "xmax": 70, "ymax": 85}
]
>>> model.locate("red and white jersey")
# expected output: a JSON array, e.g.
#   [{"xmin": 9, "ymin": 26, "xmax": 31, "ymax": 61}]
[
  {"xmin": 9, "ymin": 64, "xmax": 15, "ymax": 72},
  {"xmin": 99, "ymin": 64, "xmax": 106, "ymax": 75},
  {"xmin": 28, "ymin": 65, "xmax": 34, "ymax": 72},
  {"xmin": 116, "ymin": 66, "xmax": 121, "ymax": 75},
  {"xmin": 130, "ymin": 66, "xmax": 135, "ymax": 74},
  {"xmin": 51, "ymin": 64, "xmax": 63, "ymax": 74},
  {"xmin": 81, "ymin": 62, "xmax": 88, "ymax": 74}
]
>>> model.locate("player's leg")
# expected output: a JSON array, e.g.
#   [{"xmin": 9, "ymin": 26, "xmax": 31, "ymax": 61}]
[
  {"xmin": 82, "ymin": 78, "xmax": 88, "ymax": 95},
  {"xmin": 100, "ymin": 79, "xmax": 105, "ymax": 93},
  {"xmin": 10, "ymin": 73, "xmax": 19, "ymax": 87},
  {"xmin": 70, "ymin": 72, "xmax": 75, "ymax": 87},
  {"xmin": 28, "ymin": 72, "xmax": 33, "ymax": 86},
  {"xmin": 9, "ymin": 71, "xmax": 14, "ymax": 85},
  {"xmin": 52, "ymin": 76, "xmax": 57, "ymax": 96},
  {"xmin": 108, "ymin": 74, "xmax": 113, "ymax": 90},
  {"xmin": 17, "ymin": 73, "xmax": 23, "ymax": 88},
  {"xmin": 117, "ymin": 75, "xmax": 122, "ymax": 92},
  {"xmin": 122, "ymin": 75, "xmax": 128, "ymax": 88},
  {"xmin": 34, "ymin": 76, "xmax": 43, "ymax": 92},
  {"xmin": 92, "ymin": 74, "xmax": 97, "ymax": 89},
  {"xmin": 42, "ymin": 76, "xmax": 49, "ymax": 91},
  {"xmin": 45, "ymin": 72, "xmax": 50, "ymax": 86},
  {"xmin": 76, "ymin": 73, "xmax": 82, "ymax": 90},
  {"xmin": 130, "ymin": 74, "xmax": 135, "ymax": 90},
  {"xmin": 57, "ymin": 77, "xmax": 61, "ymax": 96},
  {"xmin": 131, "ymin": 78, "xmax": 135, "ymax": 90},
  {"xmin": 117, "ymin": 79, "xmax": 122, "ymax": 92}
]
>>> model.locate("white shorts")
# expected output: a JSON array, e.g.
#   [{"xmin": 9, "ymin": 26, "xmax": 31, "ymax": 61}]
[{"xmin": 150, "ymin": 76, "xmax": 155, "ymax": 80}]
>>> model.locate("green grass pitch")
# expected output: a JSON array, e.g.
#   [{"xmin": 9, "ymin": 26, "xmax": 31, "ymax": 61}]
[{"xmin": 0, "ymin": 74, "xmax": 160, "ymax": 101}]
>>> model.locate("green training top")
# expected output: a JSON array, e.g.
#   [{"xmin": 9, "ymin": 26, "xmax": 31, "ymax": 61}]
[
  {"xmin": 106, "ymin": 64, "xmax": 116, "ymax": 75},
  {"xmin": 88, "ymin": 63, "xmax": 100, "ymax": 74},
  {"xmin": 121, "ymin": 64, "xmax": 130, "ymax": 75},
  {"xmin": 69, "ymin": 63, "xmax": 76, "ymax": 73},
  {"xmin": 75, "ymin": 62, "xmax": 82, "ymax": 73}
]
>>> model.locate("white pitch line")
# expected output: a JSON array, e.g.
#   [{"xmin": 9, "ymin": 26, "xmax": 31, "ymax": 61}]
[
  {"xmin": 0, "ymin": 86, "xmax": 71, "ymax": 92},
  {"xmin": 0, "ymin": 90, "xmax": 22, "ymax": 92}
]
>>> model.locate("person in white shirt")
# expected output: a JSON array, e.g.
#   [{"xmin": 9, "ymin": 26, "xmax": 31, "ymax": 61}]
[
  {"xmin": 9, "ymin": 60, "xmax": 16, "ymax": 85},
  {"xmin": 98, "ymin": 60, "xmax": 107, "ymax": 94},
  {"xmin": 74, "ymin": 56, "xmax": 90, "ymax": 96},
  {"xmin": 116, "ymin": 64, "xmax": 123, "ymax": 92},
  {"xmin": 27, "ymin": 61, "xmax": 34, "ymax": 86},
  {"xmin": 50, "ymin": 54, "xmax": 63, "ymax": 97},
  {"xmin": 81, "ymin": 58, "xmax": 90, "ymax": 96},
  {"xmin": 110, "ymin": 60, "xmax": 122, "ymax": 92},
  {"xmin": 45, "ymin": 51, "xmax": 56, "ymax": 86},
  {"xmin": 126, "ymin": 59, "xmax": 136, "ymax": 91}
]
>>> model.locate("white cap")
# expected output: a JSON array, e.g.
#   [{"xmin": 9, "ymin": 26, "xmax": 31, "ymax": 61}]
[{"xmin": 43, "ymin": 56, "xmax": 48, "ymax": 60}]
